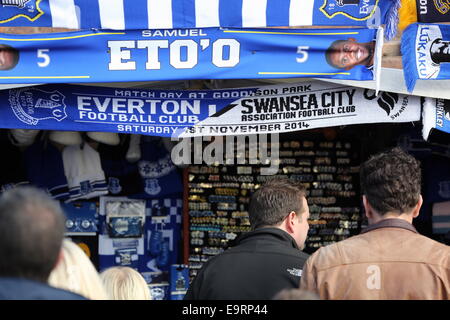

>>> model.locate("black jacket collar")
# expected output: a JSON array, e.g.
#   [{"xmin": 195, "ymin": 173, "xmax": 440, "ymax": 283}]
[
  {"xmin": 360, "ymin": 218, "xmax": 418, "ymax": 234},
  {"xmin": 233, "ymin": 227, "xmax": 299, "ymax": 249}
]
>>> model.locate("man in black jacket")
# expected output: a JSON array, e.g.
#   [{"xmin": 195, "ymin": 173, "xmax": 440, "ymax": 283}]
[{"xmin": 184, "ymin": 178, "xmax": 310, "ymax": 300}]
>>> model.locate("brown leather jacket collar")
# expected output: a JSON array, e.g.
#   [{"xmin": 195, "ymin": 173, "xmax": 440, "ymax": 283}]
[{"xmin": 360, "ymin": 218, "xmax": 418, "ymax": 234}]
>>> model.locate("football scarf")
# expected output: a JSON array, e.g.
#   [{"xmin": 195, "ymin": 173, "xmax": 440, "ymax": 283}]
[
  {"xmin": 0, "ymin": 0, "xmax": 400, "ymax": 38},
  {"xmin": 0, "ymin": 81, "xmax": 421, "ymax": 138},
  {"xmin": 402, "ymin": 23, "xmax": 450, "ymax": 92},
  {"xmin": 398, "ymin": 0, "xmax": 450, "ymax": 32},
  {"xmin": 0, "ymin": 27, "xmax": 380, "ymax": 84},
  {"xmin": 422, "ymin": 97, "xmax": 450, "ymax": 141}
]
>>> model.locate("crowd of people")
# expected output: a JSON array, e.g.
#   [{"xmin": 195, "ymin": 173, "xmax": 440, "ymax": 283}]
[{"xmin": 0, "ymin": 147, "xmax": 448, "ymax": 300}]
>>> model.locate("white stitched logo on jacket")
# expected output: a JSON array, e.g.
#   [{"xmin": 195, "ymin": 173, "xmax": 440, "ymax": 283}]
[
  {"xmin": 287, "ymin": 268, "xmax": 302, "ymax": 277},
  {"xmin": 366, "ymin": 265, "xmax": 381, "ymax": 290}
]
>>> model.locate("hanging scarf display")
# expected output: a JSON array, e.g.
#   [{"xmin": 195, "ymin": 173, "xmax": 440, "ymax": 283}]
[
  {"xmin": 398, "ymin": 0, "xmax": 450, "ymax": 32},
  {"xmin": 0, "ymin": 0, "xmax": 399, "ymax": 38},
  {"xmin": 401, "ymin": 23, "xmax": 450, "ymax": 92},
  {"xmin": 0, "ymin": 81, "xmax": 421, "ymax": 138},
  {"xmin": 0, "ymin": 27, "xmax": 381, "ymax": 84},
  {"xmin": 422, "ymin": 97, "xmax": 450, "ymax": 141}
]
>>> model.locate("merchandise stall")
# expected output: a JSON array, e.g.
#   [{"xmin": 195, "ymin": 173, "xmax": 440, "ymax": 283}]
[
  {"xmin": 0, "ymin": 1, "xmax": 449, "ymax": 301},
  {"xmin": 0, "ymin": 80, "xmax": 448, "ymax": 300}
]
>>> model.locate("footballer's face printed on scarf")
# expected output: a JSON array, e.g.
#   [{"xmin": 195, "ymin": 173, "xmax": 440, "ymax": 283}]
[
  {"xmin": 325, "ymin": 38, "xmax": 375, "ymax": 70},
  {"xmin": 0, "ymin": 44, "xmax": 19, "ymax": 71}
]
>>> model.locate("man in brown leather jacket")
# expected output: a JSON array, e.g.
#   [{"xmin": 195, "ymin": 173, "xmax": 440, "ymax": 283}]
[{"xmin": 300, "ymin": 147, "xmax": 450, "ymax": 299}]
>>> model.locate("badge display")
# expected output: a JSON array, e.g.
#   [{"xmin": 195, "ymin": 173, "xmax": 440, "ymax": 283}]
[{"xmin": 186, "ymin": 136, "xmax": 363, "ymax": 282}]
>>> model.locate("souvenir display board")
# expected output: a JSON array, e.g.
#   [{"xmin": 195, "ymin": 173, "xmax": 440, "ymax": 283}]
[{"xmin": 185, "ymin": 137, "xmax": 362, "ymax": 282}]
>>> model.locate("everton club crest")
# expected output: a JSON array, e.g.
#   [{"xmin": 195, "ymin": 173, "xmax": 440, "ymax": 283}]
[
  {"xmin": 0, "ymin": 0, "xmax": 43, "ymax": 24},
  {"xmin": 320, "ymin": 0, "xmax": 379, "ymax": 21},
  {"xmin": 9, "ymin": 87, "xmax": 67, "ymax": 125}
]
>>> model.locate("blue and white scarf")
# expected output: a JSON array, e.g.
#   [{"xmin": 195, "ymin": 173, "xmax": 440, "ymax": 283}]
[
  {"xmin": 0, "ymin": 0, "xmax": 400, "ymax": 38},
  {"xmin": 0, "ymin": 27, "xmax": 380, "ymax": 84},
  {"xmin": 402, "ymin": 23, "xmax": 450, "ymax": 92}
]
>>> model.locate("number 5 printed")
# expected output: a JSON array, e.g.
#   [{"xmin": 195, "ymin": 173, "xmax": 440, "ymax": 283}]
[
  {"xmin": 37, "ymin": 49, "xmax": 50, "ymax": 67},
  {"xmin": 296, "ymin": 46, "xmax": 309, "ymax": 63}
]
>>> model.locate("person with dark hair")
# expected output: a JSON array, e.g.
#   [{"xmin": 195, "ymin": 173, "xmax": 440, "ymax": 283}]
[
  {"xmin": 0, "ymin": 187, "xmax": 86, "ymax": 300},
  {"xmin": 325, "ymin": 38, "xmax": 375, "ymax": 71},
  {"xmin": 184, "ymin": 178, "xmax": 310, "ymax": 300},
  {"xmin": 300, "ymin": 147, "xmax": 450, "ymax": 299},
  {"xmin": 0, "ymin": 44, "xmax": 19, "ymax": 70}
]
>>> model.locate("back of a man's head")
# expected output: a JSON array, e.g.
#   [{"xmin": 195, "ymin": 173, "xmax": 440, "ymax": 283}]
[
  {"xmin": 360, "ymin": 147, "xmax": 421, "ymax": 216},
  {"xmin": 249, "ymin": 178, "xmax": 306, "ymax": 229},
  {"xmin": 0, "ymin": 187, "xmax": 65, "ymax": 283}
]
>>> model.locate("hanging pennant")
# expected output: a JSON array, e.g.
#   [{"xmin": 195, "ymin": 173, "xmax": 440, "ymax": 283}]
[
  {"xmin": 0, "ymin": 27, "xmax": 381, "ymax": 84},
  {"xmin": 0, "ymin": 81, "xmax": 421, "ymax": 138},
  {"xmin": 401, "ymin": 23, "xmax": 450, "ymax": 92},
  {"xmin": 0, "ymin": 0, "xmax": 399, "ymax": 38}
]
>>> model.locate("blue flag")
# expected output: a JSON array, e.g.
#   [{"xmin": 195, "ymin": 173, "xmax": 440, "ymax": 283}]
[
  {"xmin": 0, "ymin": 0, "xmax": 400, "ymax": 38},
  {"xmin": 402, "ymin": 23, "xmax": 450, "ymax": 92},
  {"xmin": 0, "ymin": 27, "xmax": 379, "ymax": 83}
]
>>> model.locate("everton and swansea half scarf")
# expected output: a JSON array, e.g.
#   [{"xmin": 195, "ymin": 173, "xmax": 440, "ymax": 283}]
[
  {"xmin": 0, "ymin": 27, "xmax": 381, "ymax": 83},
  {"xmin": 402, "ymin": 23, "xmax": 450, "ymax": 92},
  {"xmin": 0, "ymin": 81, "xmax": 421, "ymax": 138},
  {"xmin": 0, "ymin": 0, "xmax": 400, "ymax": 38}
]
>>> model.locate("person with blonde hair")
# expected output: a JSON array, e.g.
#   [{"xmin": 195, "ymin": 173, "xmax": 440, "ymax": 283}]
[
  {"xmin": 100, "ymin": 266, "xmax": 152, "ymax": 300},
  {"xmin": 48, "ymin": 239, "xmax": 108, "ymax": 300}
]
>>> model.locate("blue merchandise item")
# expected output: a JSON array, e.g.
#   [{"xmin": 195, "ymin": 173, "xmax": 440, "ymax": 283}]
[
  {"xmin": 402, "ymin": 23, "xmax": 450, "ymax": 92},
  {"xmin": 169, "ymin": 264, "xmax": 189, "ymax": 300},
  {"xmin": 0, "ymin": 0, "xmax": 399, "ymax": 38},
  {"xmin": 61, "ymin": 201, "xmax": 98, "ymax": 235},
  {"xmin": 131, "ymin": 136, "xmax": 182, "ymax": 199},
  {"xmin": 108, "ymin": 216, "xmax": 144, "ymax": 238},
  {"xmin": 149, "ymin": 283, "xmax": 169, "ymax": 301},
  {"xmin": 149, "ymin": 228, "xmax": 163, "ymax": 256},
  {"xmin": 0, "ymin": 27, "xmax": 379, "ymax": 84},
  {"xmin": 156, "ymin": 238, "xmax": 170, "ymax": 268},
  {"xmin": 142, "ymin": 198, "xmax": 183, "ymax": 274},
  {"xmin": 103, "ymin": 197, "xmax": 146, "ymax": 238},
  {"xmin": 98, "ymin": 235, "xmax": 144, "ymax": 271},
  {"xmin": 115, "ymin": 248, "xmax": 139, "ymax": 268},
  {"xmin": 98, "ymin": 196, "xmax": 182, "ymax": 282}
]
